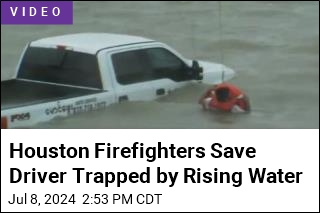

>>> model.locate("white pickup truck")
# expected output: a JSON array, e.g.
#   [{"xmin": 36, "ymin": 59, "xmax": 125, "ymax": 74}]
[{"xmin": 1, "ymin": 33, "xmax": 236, "ymax": 129}]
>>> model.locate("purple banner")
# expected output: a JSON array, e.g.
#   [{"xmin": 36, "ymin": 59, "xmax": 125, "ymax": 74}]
[{"xmin": 1, "ymin": 1, "xmax": 73, "ymax": 25}]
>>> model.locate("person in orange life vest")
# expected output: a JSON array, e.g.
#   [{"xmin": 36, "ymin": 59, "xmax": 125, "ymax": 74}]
[{"xmin": 199, "ymin": 83, "xmax": 251, "ymax": 113}]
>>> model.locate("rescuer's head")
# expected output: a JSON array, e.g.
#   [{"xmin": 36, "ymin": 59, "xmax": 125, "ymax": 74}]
[{"xmin": 216, "ymin": 87, "xmax": 230, "ymax": 102}]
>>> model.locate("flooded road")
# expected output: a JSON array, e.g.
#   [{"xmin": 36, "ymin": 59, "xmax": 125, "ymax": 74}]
[{"xmin": 1, "ymin": 1, "xmax": 319, "ymax": 128}]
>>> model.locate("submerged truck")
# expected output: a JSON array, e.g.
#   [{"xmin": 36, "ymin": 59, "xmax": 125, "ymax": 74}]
[{"xmin": 1, "ymin": 33, "xmax": 236, "ymax": 128}]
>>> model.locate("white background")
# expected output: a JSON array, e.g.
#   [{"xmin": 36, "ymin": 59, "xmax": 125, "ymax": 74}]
[{"xmin": 1, "ymin": 129, "xmax": 319, "ymax": 212}]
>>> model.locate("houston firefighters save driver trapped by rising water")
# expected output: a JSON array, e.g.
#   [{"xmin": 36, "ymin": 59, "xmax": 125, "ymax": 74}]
[{"xmin": 199, "ymin": 83, "xmax": 251, "ymax": 113}]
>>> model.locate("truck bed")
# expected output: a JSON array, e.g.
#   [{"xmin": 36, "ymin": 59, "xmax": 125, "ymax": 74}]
[{"xmin": 1, "ymin": 80, "xmax": 102, "ymax": 111}]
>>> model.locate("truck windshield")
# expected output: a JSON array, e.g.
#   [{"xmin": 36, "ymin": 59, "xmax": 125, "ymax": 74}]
[{"xmin": 17, "ymin": 47, "xmax": 103, "ymax": 89}]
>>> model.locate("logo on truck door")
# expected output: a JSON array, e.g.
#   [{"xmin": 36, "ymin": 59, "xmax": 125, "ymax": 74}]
[
  {"xmin": 45, "ymin": 99, "xmax": 107, "ymax": 116},
  {"xmin": 11, "ymin": 113, "xmax": 31, "ymax": 123}
]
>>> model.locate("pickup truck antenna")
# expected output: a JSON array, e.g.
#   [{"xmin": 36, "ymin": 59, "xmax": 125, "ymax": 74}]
[
  {"xmin": 218, "ymin": 1, "xmax": 226, "ymax": 82},
  {"xmin": 191, "ymin": 22, "xmax": 196, "ymax": 58}
]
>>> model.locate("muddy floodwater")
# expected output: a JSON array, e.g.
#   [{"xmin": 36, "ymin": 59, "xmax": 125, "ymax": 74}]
[{"xmin": 1, "ymin": 1, "xmax": 319, "ymax": 129}]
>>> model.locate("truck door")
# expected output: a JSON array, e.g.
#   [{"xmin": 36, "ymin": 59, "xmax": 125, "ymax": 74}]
[
  {"xmin": 109, "ymin": 46, "xmax": 200, "ymax": 103},
  {"xmin": 109, "ymin": 49, "xmax": 156, "ymax": 103},
  {"xmin": 144, "ymin": 47, "xmax": 196, "ymax": 97}
]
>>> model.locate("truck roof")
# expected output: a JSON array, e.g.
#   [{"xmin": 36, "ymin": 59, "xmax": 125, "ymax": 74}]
[{"xmin": 30, "ymin": 33, "xmax": 155, "ymax": 54}]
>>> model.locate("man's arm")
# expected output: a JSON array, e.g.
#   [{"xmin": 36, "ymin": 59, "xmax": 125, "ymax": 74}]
[
  {"xmin": 198, "ymin": 86, "xmax": 217, "ymax": 104},
  {"xmin": 232, "ymin": 94, "xmax": 251, "ymax": 113},
  {"xmin": 231, "ymin": 105, "xmax": 246, "ymax": 113}
]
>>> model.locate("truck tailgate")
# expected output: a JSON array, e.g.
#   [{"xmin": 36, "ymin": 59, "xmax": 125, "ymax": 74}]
[{"xmin": 1, "ymin": 80, "xmax": 101, "ymax": 111}]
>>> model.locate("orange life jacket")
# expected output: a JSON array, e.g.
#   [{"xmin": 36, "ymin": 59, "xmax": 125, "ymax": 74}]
[{"xmin": 208, "ymin": 83, "xmax": 248, "ymax": 112}]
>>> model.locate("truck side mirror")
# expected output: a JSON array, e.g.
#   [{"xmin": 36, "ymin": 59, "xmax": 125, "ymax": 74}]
[{"xmin": 191, "ymin": 60, "xmax": 203, "ymax": 81}]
